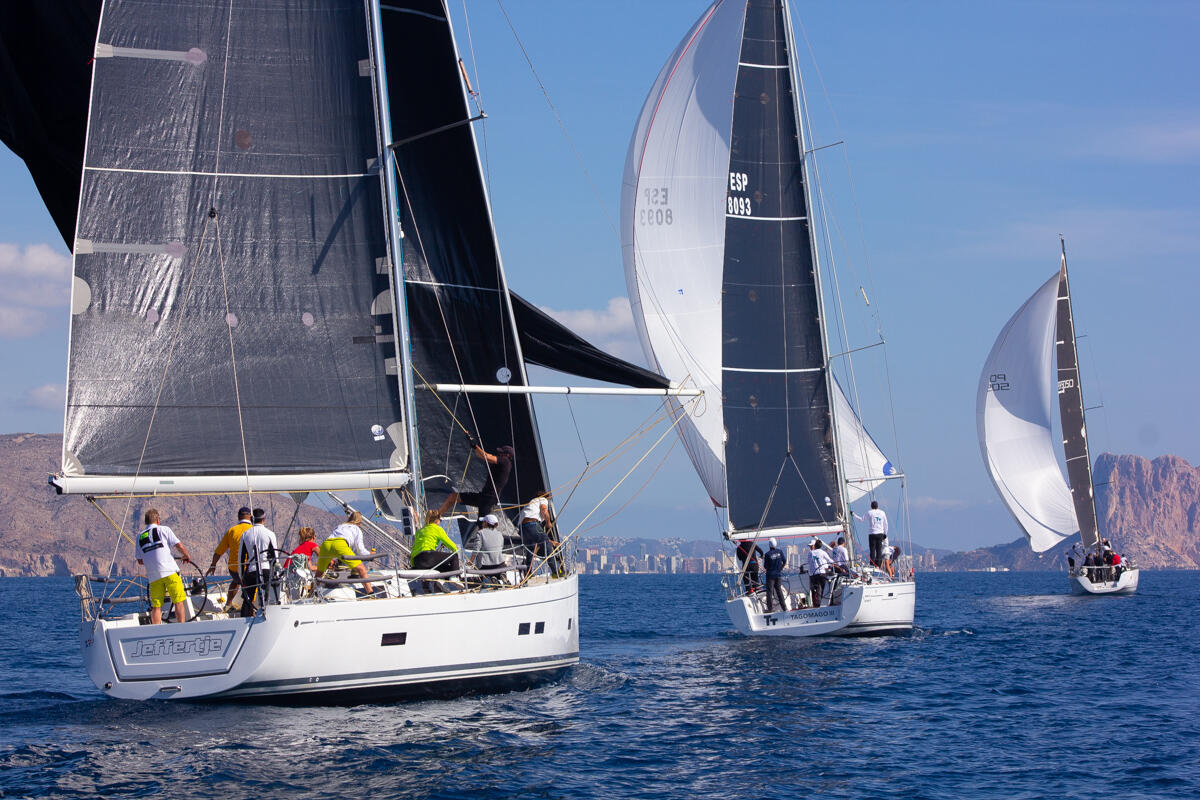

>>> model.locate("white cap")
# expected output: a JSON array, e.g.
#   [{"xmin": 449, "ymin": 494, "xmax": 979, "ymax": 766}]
[
  {"xmin": 483, "ymin": 514, "xmax": 499, "ymax": 526},
  {"xmin": 768, "ymin": 537, "xmax": 778, "ymax": 548}
]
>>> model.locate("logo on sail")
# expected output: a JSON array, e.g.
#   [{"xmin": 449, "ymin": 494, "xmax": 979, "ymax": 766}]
[
  {"xmin": 1057, "ymin": 378, "xmax": 1075, "ymax": 393},
  {"xmin": 988, "ymin": 373, "xmax": 1010, "ymax": 392}
]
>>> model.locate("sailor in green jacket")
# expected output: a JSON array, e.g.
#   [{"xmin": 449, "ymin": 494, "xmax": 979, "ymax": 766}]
[{"xmin": 411, "ymin": 510, "xmax": 461, "ymax": 572}]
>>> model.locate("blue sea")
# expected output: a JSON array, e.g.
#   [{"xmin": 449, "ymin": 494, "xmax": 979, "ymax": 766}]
[{"xmin": 0, "ymin": 572, "xmax": 1196, "ymax": 799}]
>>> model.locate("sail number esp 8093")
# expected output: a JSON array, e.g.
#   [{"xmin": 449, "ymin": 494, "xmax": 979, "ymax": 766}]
[
  {"xmin": 639, "ymin": 186, "xmax": 673, "ymax": 226},
  {"xmin": 728, "ymin": 171, "xmax": 752, "ymax": 216}
]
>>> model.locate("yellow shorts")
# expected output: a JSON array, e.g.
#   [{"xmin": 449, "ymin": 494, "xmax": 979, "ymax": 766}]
[
  {"xmin": 149, "ymin": 573, "xmax": 186, "ymax": 608},
  {"xmin": 316, "ymin": 537, "xmax": 361, "ymax": 573}
]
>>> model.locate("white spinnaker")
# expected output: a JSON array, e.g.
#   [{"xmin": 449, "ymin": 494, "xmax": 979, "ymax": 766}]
[
  {"xmin": 977, "ymin": 273, "xmax": 1078, "ymax": 552},
  {"xmin": 620, "ymin": 0, "xmax": 745, "ymax": 506},
  {"xmin": 835, "ymin": 382, "xmax": 893, "ymax": 503}
]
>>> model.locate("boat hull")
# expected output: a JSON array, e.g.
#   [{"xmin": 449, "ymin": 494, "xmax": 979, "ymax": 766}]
[
  {"xmin": 1069, "ymin": 568, "xmax": 1139, "ymax": 595},
  {"xmin": 83, "ymin": 575, "xmax": 579, "ymax": 701},
  {"xmin": 725, "ymin": 580, "xmax": 915, "ymax": 637}
]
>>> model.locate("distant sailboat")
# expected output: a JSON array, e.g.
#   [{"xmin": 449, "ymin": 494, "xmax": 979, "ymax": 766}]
[
  {"xmin": 977, "ymin": 240, "xmax": 1139, "ymax": 595},
  {"xmin": 621, "ymin": 0, "xmax": 915, "ymax": 635}
]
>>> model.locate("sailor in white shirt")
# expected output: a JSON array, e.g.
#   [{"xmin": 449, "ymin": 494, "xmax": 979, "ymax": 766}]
[
  {"xmin": 831, "ymin": 536, "xmax": 850, "ymax": 574},
  {"xmin": 807, "ymin": 539, "xmax": 835, "ymax": 608},
  {"xmin": 238, "ymin": 508, "xmax": 279, "ymax": 616},
  {"xmin": 136, "ymin": 508, "xmax": 193, "ymax": 625},
  {"xmin": 853, "ymin": 500, "xmax": 889, "ymax": 567}
]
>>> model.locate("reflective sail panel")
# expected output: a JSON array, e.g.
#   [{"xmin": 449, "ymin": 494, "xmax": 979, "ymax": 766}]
[
  {"xmin": 1055, "ymin": 257, "xmax": 1100, "ymax": 549},
  {"xmin": 977, "ymin": 274, "xmax": 1078, "ymax": 551},
  {"xmin": 381, "ymin": 0, "xmax": 548, "ymax": 509},
  {"xmin": 66, "ymin": 0, "xmax": 406, "ymax": 478}
]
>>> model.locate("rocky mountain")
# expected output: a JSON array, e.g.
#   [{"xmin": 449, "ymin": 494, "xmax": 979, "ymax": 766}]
[
  {"xmin": 938, "ymin": 453, "xmax": 1200, "ymax": 571},
  {"xmin": 2, "ymin": 434, "xmax": 1195, "ymax": 575},
  {"xmin": 0, "ymin": 433, "xmax": 346, "ymax": 577}
]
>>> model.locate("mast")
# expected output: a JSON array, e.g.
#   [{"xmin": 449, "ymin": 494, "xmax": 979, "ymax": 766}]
[
  {"xmin": 1055, "ymin": 238, "xmax": 1101, "ymax": 550},
  {"xmin": 366, "ymin": 0, "xmax": 423, "ymax": 506},
  {"xmin": 782, "ymin": 0, "xmax": 848, "ymax": 530}
]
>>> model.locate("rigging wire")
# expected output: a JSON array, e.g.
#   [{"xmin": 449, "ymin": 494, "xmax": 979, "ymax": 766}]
[{"xmin": 793, "ymin": 12, "xmax": 909, "ymax": 516}]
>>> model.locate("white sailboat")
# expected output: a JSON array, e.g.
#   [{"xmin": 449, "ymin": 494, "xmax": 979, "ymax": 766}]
[
  {"xmin": 620, "ymin": 0, "xmax": 915, "ymax": 636},
  {"xmin": 14, "ymin": 0, "xmax": 683, "ymax": 700},
  {"xmin": 977, "ymin": 240, "xmax": 1139, "ymax": 595}
]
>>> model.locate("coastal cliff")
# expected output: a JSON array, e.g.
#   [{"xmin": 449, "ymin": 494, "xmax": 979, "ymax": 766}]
[
  {"xmin": 0, "ymin": 433, "xmax": 344, "ymax": 577},
  {"xmin": 938, "ymin": 453, "xmax": 1199, "ymax": 570}
]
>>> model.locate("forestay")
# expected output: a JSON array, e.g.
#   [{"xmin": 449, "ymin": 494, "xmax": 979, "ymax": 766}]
[
  {"xmin": 62, "ymin": 0, "xmax": 407, "ymax": 485},
  {"xmin": 977, "ymin": 274, "xmax": 1078, "ymax": 551}
]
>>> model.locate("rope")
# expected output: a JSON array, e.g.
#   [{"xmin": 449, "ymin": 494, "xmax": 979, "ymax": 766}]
[
  {"xmin": 211, "ymin": 213, "xmax": 252, "ymax": 511},
  {"xmin": 496, "ymin": 0, "xmax": 617, "ymax": 237},
  {"xmin": 531, "ymin": 393, "xmax": 701, "ymax": 580}
]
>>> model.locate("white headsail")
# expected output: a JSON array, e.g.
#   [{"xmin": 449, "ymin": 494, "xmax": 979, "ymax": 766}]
[
  {"xmin": 835, "ymin": 383, "xmax": 894, "ymax": 503},
  {"xmin": 620, "ymin": 0, "xmax": 746, "ymax": 506},
  {"xmin": 977, "ymin": 274, "xmax": 1079, "ymax": 551}
]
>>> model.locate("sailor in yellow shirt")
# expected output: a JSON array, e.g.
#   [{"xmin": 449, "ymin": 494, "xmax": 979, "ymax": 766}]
[
  {"xmin": 316, "ymin": 510, "xmax": 374, "ymax": 594},
  {"xmin": 206, "ymin": 506, "xmax": 252, "ymax": 610},
  {"xmin": 410, "ymin": 510, "xmax": 460, "ymax": 572}
]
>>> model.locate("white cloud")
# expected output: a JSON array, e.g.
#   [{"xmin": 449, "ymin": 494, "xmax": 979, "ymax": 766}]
[
  {"xmin": 24, "ymin": 383, "xmax": 65, "ymax": 410},
  {"xmin": 539, "ymin": 296, "xmax": 646, "ymax": 364},
  {"xmin": 0, "ymin": 306, "xmax": 51, "ymax": 338},
  {"xmin": 0, "ymin": 243, "xmax": 72, "ymax": 337}
]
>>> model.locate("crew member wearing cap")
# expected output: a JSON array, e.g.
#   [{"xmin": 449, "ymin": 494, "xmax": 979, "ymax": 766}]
[
  {"xmin": 207, "ymin": 506, "xmax": 253, "ymax": 612},
  {"xmin": 763, "ymin": 537, "xmax": 787, "ymax": 613},
  {"xmin": 238, "ymin": 507, "xmax": 279, "ymax": 617},
  {"xmin": 465, "ymin": 513, "xmax": 505, "ymax": 570},
  {"xmin": 316, "ymin": 510, "xmax": 374, "ymax": 594},
  {"xmin": 410, "ymin": 510, "xmax": 461, "ymax": 572}
]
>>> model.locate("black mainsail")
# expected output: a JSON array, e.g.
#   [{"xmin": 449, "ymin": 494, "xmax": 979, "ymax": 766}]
[
  {"xmin": 58, "ymin": 0, "xmax": 407, "ymax": 488},
  {"xmin": 4, "ymin": 0, "xmax": 665, "ymax": 500},
  {"xmin": 721, "ymin": 0, "xmax": 840, "ymax": 533},
  {"xmin": 1055, "ymin": 242, "xmax": 1101, "ymax": 549}
]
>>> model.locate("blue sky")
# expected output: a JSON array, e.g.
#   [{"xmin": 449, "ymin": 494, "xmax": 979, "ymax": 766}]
[{"xmin": 1, "ymin": 1, "xmax": 1197, "ymax": 550}]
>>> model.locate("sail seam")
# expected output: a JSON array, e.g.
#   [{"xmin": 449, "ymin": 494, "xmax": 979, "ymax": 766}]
[
  {"xmin": 85, "ymin": 166, "xmax": 371, "ymax": 180},
  {"xmin": 725, "ymin": 214, "xmax": 807, "ymax": 221},
  {"xmin": 724, "ymin": 366, "xmax": 821, "ymax": 373}
]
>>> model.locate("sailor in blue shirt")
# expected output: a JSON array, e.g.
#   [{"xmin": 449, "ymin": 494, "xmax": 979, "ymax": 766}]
[{"xmin": 763, "ymin": 538, "xmax": 787, "ymax": 613}]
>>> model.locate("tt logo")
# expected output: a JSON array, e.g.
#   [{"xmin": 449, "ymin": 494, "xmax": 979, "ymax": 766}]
[
  {"xmin": 764, "ymin": 615, "xmax": 779, "ymax": 626},
  {"xmin": 989, "ymin": 373, "xmax": 1010, "ymax": 392}
]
